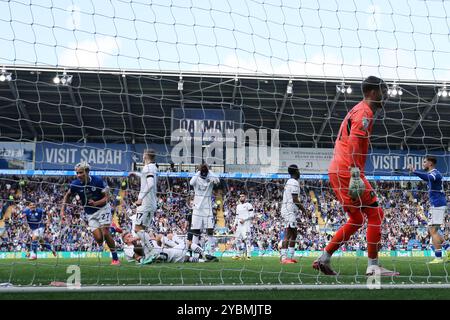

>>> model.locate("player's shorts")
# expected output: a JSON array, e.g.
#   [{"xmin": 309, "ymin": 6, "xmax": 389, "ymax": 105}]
[
  {"xmin": 135, "ymin": 204, "xmax": 156, "ymax": 228},
  {"xmin": 281, "ymin": 211, "xmax": 297, "ymax": 228},
  {"xmin": 235, "ymin": 224, "xmax": 251, "ymax": 240},
  {"xmin": 329, "ymin": 172, "xmax": 378, "ymax": 210},
  {"xmin": 162, "ymin": 247, "xmax": 186, "ymax": 263},
  {"xmin": 87, "ymin": 203, "xmax": 112, "ymax": 230},
  {"xmin": 191, "ymin": 209, "xmax": 215, "ymax": 230},
  {"xmin": 31, "ymin": 227, "xmax": 45, "ymax": 238},
  {"xmin": 429, "ymin": 206, "xmax": 447, "ymax": 226}
]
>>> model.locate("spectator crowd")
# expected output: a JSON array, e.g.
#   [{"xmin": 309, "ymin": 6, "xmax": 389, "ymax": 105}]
[{"xmin": 0, "ymin": 175, "xmax": 448, "ymax": 254}]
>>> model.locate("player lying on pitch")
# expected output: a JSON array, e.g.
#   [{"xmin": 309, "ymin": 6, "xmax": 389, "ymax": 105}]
[{"xmin": 122, "ymin": 231, "xmax": 218, "ymax": 264}]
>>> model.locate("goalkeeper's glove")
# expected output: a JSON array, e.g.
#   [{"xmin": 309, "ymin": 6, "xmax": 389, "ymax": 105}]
[{"xmin": 348, "ymin": 167, "xmax": 365, "ymax": 200}]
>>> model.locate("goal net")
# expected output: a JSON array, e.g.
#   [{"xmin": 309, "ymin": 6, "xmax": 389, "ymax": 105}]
[{"xmin": 0, "ymin": 0, "xmax": 449, "ymax": 291}]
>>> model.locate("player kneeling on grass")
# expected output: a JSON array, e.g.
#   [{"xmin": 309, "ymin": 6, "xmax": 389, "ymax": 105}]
[
  {"xmin": 409, "ymin": 156, "xmax": 449, "ymax": 264},
  {"xmin": 61, "ymin": 161, "xmax": 120, "ymax": 265},
  {"xmin": 23, "ymin": 200, "xmax": 56, "ymax": 260}
]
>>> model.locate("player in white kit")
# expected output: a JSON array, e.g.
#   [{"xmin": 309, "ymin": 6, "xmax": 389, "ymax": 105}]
[
  {"xmin": 232, "ymin": 193, "xmax": 255, "ymax": 260},
  {"xmin": 280, "ymin": 164, "xmax": 306, "ymax": 264},
  {"xmin": 122, "ymin": 231, "xmax": 217, "ymax": 263},
  {"xmin": 134, "ymin": 149, "xmax": 158, "ymax": 242},
  {"xmin": 188, "ymin": 163, "xmax": 220, "ymax": 255},
  {"xmin": 154, "ymin": 233, "xmax": 216, "ymax": 263}
]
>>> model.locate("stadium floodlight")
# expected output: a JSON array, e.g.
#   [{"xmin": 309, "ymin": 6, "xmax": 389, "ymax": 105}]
[
  {"xmin": 388, "ymin": 83, "xmax": 403, "ymax": 97},
  {"xmin": 52, "ymin": 71, "xmax": 72, "ymax": 86},
  {"xmin": 286, "ymin": 80, "xmax": 293, "ymax": 95},
  {"xmin": 178, "ymin": 76, "xmax": 184, "ymax": 91},
  {"xmin": 0, "ymin": 69, "xmax": 12, "ymax": 82},
  {"xmin": 438, "ymin": 86, "xmax": 448, "ymax": 98},
  {"xmin": 336, "ymin": 82, "xmax": 351, "ymax": 94}
]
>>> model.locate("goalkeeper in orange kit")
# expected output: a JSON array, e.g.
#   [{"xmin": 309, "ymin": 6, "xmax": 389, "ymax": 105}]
[{"xmin": 313, "ymin": 76, "xmax": 399, "ymax": 277}]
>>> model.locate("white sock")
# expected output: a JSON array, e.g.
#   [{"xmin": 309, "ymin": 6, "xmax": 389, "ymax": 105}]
[
  {"xmin": 280, "ymin": 248, "xmax": 287, "ymax": 259},
  {"xmin": 288, "ymin": 247, "xmax": 295, "ymax": 259},
  {"xmin": 368, "ymin": 258, "xmax": 379, "ymax": 266},
  {"xmin": 245, "ymin": 240, "xmax": 252, "ymax": 257},
  {"xmin": 319, "ymin": 251, "xmax": 332, "ymax": 263},
  {"xmin": 190, "ymin": 243, "xmax": 204, "ymax": 257},
  {"xmin": 208, "ymin": 236, "xmax": 216, "ymax": 253}
]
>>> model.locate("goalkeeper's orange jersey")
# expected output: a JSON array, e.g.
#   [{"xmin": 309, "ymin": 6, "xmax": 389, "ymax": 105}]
[{"xmin": 329, "ymin": 100, "xmax": 374, "ymax": 176}]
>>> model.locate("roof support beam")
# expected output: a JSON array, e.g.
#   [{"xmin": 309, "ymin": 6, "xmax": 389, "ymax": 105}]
[
  {"xmin": 121, "ymin": 75, "xmax": 136, "ymax": 145},
  {"xmin": 314, "ymin": 91, "xmax": 341, "ymax": 147},
  {"xmin": 8, "ymin": 81, "xmax": 37, "ymax": 138},
  {"xmin": 401, "ymin": 94, "xmax": 439, "ymax": 149},
  {"xmin": 230, "ymin": 78, "xmax": 239, "ymax": 108},
  {"xmin": 275, "ymin": 92, "xmax": 289, "ymax": 130},
  {"xmin": 67, "ymin": 86, "xmax": 87, "ymax": 143}
]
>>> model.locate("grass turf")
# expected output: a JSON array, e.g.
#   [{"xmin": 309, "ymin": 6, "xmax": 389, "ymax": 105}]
[{"xmin": 0, "ymin": 256, "xmax": 449, "ymax": 299}]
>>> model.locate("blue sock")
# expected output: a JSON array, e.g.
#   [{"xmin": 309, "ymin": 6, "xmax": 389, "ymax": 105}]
[
  {"xmin": 435, "ymin": 249, "xmax": 442, "ymax": 258},
  {"xmin": 31, "ymin": 241, "xmax": 38, "ymax": 254},
  {"xmin": 111, "ymin": 250, "xmax": 118, "ymax": 261},
  {"xmin": 44, "ymin": 243, "xmax": 52, "ymax": 251}
]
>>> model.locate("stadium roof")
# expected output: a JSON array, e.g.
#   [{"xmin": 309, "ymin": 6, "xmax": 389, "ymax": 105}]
[{"xmin": 0, "ymin": 65, "xmax": 449, "ymax": 151}]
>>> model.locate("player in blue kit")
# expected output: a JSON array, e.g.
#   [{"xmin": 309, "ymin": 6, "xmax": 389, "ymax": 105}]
[
  {"xmin": 23, "ymin": 201, "xmax": 56, "ymax": 260},
  {"xmin": 61, "ymin": 161, "xmax": 120, "ymax": 265},
  {"xmin": 409, "ymin": 156, "xmax": 449, "ymax": 264}
]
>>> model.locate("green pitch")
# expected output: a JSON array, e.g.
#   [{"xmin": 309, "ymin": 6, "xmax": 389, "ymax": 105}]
[{"xmin": 0, "ymin": 256, "xmax": 450, "ymax": 299}]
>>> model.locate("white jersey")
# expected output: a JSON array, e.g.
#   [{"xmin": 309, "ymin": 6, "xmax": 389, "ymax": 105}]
[
  {"xmin": 123, "ymin": 244, "xmax": 136, "ymax": 262},
  {"xmin": 190, "ymin": 171, "xmax": 220, "ymax": 211},
  {"xmin": 138, "ymin": 163, "xmax": 158, "ymax": 210},
  {"xmin": 281, "ymin": 178, "xmax": 300, "ymax": 215},
  {"xmin": 235, "ymin": 202, "xmax": 255, "ymax": 226},
  {"xmin": 161, "ymin": 234, "xmax": 187, "ymax": 263}
]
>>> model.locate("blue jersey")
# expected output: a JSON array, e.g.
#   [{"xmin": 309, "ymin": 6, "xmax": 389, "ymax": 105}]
[
  {"xmin": 24, "ymin": 208, "xmax": 45, "ymax": 230},
  {"xmin": 413, "ymin": 169, "xmax": 447, "ymax": 207},
  {"xmin": 70, "ymin": 175, "xmax": 109, "ymax": 215}
]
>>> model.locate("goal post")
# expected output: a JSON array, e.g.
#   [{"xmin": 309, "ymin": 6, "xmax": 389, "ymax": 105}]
[{"xmin": 0, "ymin": 0, "xmax": 449, "ymax": 291}]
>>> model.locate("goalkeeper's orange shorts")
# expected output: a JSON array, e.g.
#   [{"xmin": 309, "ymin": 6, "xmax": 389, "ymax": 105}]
[{"xmin": 329, "ymin": 172, "xmax": 378, "ymax": 210}]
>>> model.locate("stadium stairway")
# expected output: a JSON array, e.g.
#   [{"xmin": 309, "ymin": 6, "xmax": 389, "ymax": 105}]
[{"xmin": 309, "ymin": 191, "xmax": 326, "ymax": 228}]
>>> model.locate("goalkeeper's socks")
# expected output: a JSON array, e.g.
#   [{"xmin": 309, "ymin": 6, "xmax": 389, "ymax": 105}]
[
  {"xmin": 319, "ymin": 251, "xmax": 331, "ymax": 263},
  {"xmin": 31, "ymin": 240, "xmax": 38, "ymax": 254},
  {"xmin": 368, "ymin": 258, "xmax": 379, "ymax": 266},
  {"xmin": 435, "ymin": 249, "xmax": 442, "ymax": 258}
]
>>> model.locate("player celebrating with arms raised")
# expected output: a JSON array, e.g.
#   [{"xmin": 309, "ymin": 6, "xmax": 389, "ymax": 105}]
[
  {"xmin": 61, "ymin": 161, "xmax": 120, "ymax": 265},
  {"xmin": 313, "ymin": 76, "xmax": 399, "ymax": 276},
  {"xmin": 409, "ymin": 156, "xmax": 449, "ymax": 264}
]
